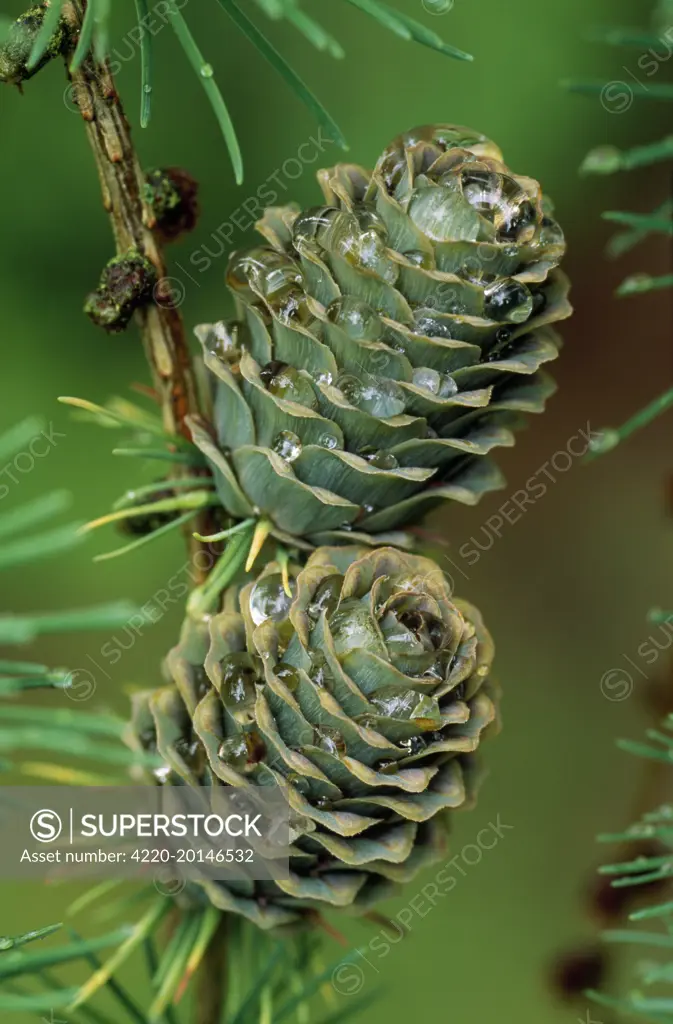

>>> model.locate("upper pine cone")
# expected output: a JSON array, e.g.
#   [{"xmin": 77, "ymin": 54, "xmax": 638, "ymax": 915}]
[{"xmin": 192, "ymin": 125, "xmax": 571, "ymax": 547}]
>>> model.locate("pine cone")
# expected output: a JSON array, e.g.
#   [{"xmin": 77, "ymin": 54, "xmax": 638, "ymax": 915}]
[
  {"xmin": 128, "ymin": 545, "xmax": 498, "ymax": 929},
  {"xmin": 191, "ymin": 124, "xmax": 571, "ymax": 547}
]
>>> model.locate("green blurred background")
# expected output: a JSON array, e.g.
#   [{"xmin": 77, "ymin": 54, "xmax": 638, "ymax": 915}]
[{"xmin": 1, "ymin": 0, "xmax": 672, "ymax": 1020}]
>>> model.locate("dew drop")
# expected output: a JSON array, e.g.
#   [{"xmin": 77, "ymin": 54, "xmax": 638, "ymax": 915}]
[
  {"xmin": 292, "ymin": 206, "xmax": 340, "ymax": 250},
  {"xmin": 411, "ymin": 366, "xmax": 458, "ymax": 398},
  {"xmin": 316, "ymin": 726, "xmax": 346, "ymax": 756},
  {"xmin": 272, "ymin": 430, "xmax": 302, "ymax": 463},
  {"xmin": 500, "ymin": 197, "xmax": 537, "ymax": 242},
  {"xmin": 330, "ymin": 599, "xmax": 388, "ymax": 660},
  {"xmin": 259, "ymin": 359, "xmax": 284, "ymax": 386},
  {"xmin": 540, "ymin": 218, "xmax": 565, "ymax": 247},
  {"xmin": 484, "ymin": 279, "xmax": 533, "ymax": 324},
  {"xmin": 401, "ymin": 736, "xmax": 427, "ymax": 756},
  {"xmin": 371, "ymin": 689, "xmax": 418, "ymax": 718},
  {"xmin": 412, "ymin": 366, "xmax": 441, "ymax": 394},
  {"xmin": 404, "ymin": 249, "xmax": 434, "ymax": 269},
  {"xmin": 193, "ymin": 665, "xmax": 211, "ymax": 699},
  {"xmin": 200, "ymin": 63, "xmax": 214, "ymax": 78},
  {"xmin": 439, "ymin": 374, "xmax": 458, "ymax": 398},
  {"xmin": 359, "ymin": 446, "xmax": 399, "ymax": 470},
  {"xmin": 217, "ymin": 733, "xmax": 265, "ymax": 771},
  {"xmin": 326, "ymin": 296, "xmax": 382, "ymax": 341},
  {"xmin": 261, "ymin": 361, "xmax": 318, "ymax": 409},
  {"xmin": 194, "ymin": 321, "xmax": 240, "ymax": 363},
  {"xmin": 312, "ymin": 369, "xmax": 334, "ymax": 386},
  {"xmin": 352, "ymin": 202, "xmax": 388, "ymax": 238},
  {"xmin": 461, "ymin": 169, "xmax": 503, "ymax": 218},
  {"xmin": 286, "ymin": 772, "xmax": 311, "ymax": 796},
  {"xmin": 250, "ymin": 573, "xmax": 296, "ymax": 626},
  {"xmin": 274, "ymin": 662, "xmax": 300, "ymax": 691},
  {"xmin": 227, "ymin": 249, "xmax": 310, "ymax": 325},
  {"xmin": 337, "ymin": 372, "xmax": 406, "ymax": 418},
  {"xmin": 308, "ymin": 574, "xmax": 343, "ymax": 620},
  {"xmin": 174, "ymin": 736, "xmax": 201, "ymax": 766},
  {"xmin": 219, "ymin": 653, "xmax": 258, "ymax": 713},
  {"xmin": 412, "ymin": 312, "xmax": 454, "ymax": 340},
  {"xmin": 318, "ymin": 431, "xmax": 339, "ymax": 450},
  {"xmin": 461, "ymin": 169, "xmax": 537, "ymax": 242},
  {"xmin": 217, "ymin": 736, "xmax": 247, "ymax": 770},
  {"xmin": 309, "ymin": 651, "xmax": 330, "ymax": 689}
]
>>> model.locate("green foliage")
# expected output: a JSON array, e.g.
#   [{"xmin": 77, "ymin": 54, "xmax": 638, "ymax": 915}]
[
  {"xmin": 566, "ymin": 8, "xmax": 673, "ymax": 1023},
  {"xmin": 57, "ymin": 395, "xmax": 220, "ymax": 563},
  {"xmin": 0, "ymin": 416, "xmax": 143, "ymax": 693},
  {"xmin": 585, "ymin": 716, "xmax": 673, "ymax": 1022},
  {"xmin": 19, "ymin": 0, "xmax": 470, "ymax": 181},
  {"xmin": 0, "ymin": 405, "xmax": 371, "ymax": 1018},
  {"xmin": 566, "ymin": 1, "xmax": 673, "ymax": 460},
  {"xmin": 566, "ymin": 3, "xmax": 673, "ymax": 297}
]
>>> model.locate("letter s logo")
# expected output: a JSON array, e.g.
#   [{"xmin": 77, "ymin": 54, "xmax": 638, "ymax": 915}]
[{"xmin": 30, "ymin": 809, "xmax": 63, "ymax": 843}]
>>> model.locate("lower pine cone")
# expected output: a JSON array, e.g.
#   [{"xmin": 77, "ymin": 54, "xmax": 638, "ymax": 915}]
[{"xmin": 127, "ymin": 545, "xmax": 499, "ymax": 929}]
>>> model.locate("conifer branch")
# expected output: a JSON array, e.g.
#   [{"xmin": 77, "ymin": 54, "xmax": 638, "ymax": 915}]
[
  {"xmin": 57, "ymin": 9, "xmax": 231, "ymax": 1015},
  {"xmin": 63, "ymin": 1, "xmax": 197, "ymax": 436},
  {"xmin": 61, "ymin": 0, "xmax": 212, "ymax": 578}
]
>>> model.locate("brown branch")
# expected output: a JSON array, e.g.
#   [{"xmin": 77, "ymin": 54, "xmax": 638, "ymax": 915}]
[
  {"xmin": 64, "ymin": 1, "xmax": 198, "ymax": 436},
  {"xmin": 60, "ymin": 9, "xmax": 228, "ymax": 1015},
  {"xmin": 62, "ymin": 1, "xmax": 214, "ymax": 578}
]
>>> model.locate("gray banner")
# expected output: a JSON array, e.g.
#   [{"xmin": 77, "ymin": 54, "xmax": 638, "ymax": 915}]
[{"xmin": 0, "ymin": 786, "xmax": 291, "ymax": 882}]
